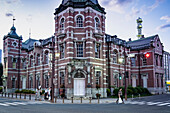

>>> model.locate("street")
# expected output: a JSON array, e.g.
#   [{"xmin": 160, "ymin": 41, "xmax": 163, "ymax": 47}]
[{"xmin": 0, "ymin": 94, "xmax": 170, "ymax": 113}]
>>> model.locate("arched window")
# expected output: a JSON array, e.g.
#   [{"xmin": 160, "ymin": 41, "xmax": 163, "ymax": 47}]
[
  {"xmin": 30, "ymin": 56, "xmax": 33, "ymax": 67},
  {"xmin": 95, "ymin": 18, "xmax": 100, "ymax": 32},
  {"xmin": 60, "ymin": 18, "xmax": 65, "ymax": 33},
  {"xmin": 45, "ymin": 52, "xmax": 49, "ymax": 64},
  {"xmin": 76, "ymin": 16, "xmax": 83, "ymax": 27},
  {"xmin": 113, "ymin": 50, "xmax": 118, "ymax": 63},
  {"xmin": 37, "ymin": 54, "xmax": 40, "ymax": 66}
]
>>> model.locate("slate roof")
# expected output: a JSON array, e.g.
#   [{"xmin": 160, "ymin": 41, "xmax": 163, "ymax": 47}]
[
  {"xmin": 127, "ymin": 35, "xmax": 157, "ymax": 51},
  {"xmin": 3, "ymin": 26, "xmax": 22, "ymax": 40},
  {"xmin": 54, "ymin": 0, "xmax": 105, "ymax": 15},
  {"xmin": 22, "ymin": 37, "xmax": 53, "ymax": 51},
  {"xmin": 22, "ymin": 38, "xmax": 38, "ymax": 51}
]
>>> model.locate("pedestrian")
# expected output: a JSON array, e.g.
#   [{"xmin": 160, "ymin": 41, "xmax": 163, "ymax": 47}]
[
  {"xmin": 48, "ymin": 87, "xmax": 51, "ymax": 100},
  {"xmin": 44, "ymin": 87, "xmax": 48, "ymax": 100},
  {"xmin": 116, "ymin": 88, "xmax": 124, "ymax": 104}
]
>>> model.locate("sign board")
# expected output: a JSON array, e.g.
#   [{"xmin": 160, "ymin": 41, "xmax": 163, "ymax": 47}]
[
  {"xmin": 166, "ymin": 80, "xmax": 170, "ymax": 85},
  {"xmin": 128, "ymin": 53, "xmax": 135, "ymax": 57}
]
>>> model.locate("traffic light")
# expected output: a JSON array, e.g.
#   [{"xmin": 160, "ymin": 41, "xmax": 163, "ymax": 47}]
[
  {"xmin": 119, "ymin": 74, "xmax": 122, "ymax": 80},
  {"xmin": 145, "ymin": 53, "xmax": 150, "ymax": 58}
]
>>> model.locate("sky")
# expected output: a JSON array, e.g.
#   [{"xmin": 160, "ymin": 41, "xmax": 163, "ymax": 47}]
[{"xmin": 0, "ymin": 0, "xmax": 170, "ymax": 54}]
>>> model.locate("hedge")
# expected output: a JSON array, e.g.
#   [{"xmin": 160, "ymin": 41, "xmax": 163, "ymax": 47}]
[
  {"xmin": 0, "ymin": 87, "xmax": 2, "ymax": 92},
  {"xmin": 15, "ymin": 89, "xmax": 36, "ymax": 94},
  {"xmin": 113, "ymin": 86, "xmax": 151, "ymax": 96}
]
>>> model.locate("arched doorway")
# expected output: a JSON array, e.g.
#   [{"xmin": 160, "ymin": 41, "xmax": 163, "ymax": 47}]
[{"xmin": 74, "ymin": 71, "xmax": 85, "ymax": 96}]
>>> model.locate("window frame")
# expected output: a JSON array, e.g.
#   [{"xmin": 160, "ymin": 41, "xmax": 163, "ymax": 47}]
[{"xmin": 76, "ymin": 16, "xmax": 83, "ymax": 27}]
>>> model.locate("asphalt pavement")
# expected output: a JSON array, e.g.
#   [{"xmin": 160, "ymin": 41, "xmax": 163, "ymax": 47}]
[{"xmin": 0, "ymin": 94, "xmax": 170, "ymax": 113}]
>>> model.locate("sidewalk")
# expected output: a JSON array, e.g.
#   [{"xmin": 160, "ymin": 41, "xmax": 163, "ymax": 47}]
[{"xmin": 0, "ymin": 93, "xmax": 132, "ymax": 104}]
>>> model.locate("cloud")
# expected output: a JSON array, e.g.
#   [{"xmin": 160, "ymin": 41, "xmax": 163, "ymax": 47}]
[
  {"xmin": 126, "ymin": 0, "xmax": 163, "ymax": 20},
  {"xmin": 157, "ymin": 24, "xmax": 170, "ymax": 30},
  {"xmin": 5, "ymin": 11, "xmax": 13, "ymax": 17},
  {"xmin": 160, "ymin": 16, "xmax": 170, "ymax": 23},
  {"xmin": 6, "ymin": 0, "xmax": 20, "ymax": 4},
  {"xmin": 100, "ymin": 0, "xmax": 133, "ymax": 14}
]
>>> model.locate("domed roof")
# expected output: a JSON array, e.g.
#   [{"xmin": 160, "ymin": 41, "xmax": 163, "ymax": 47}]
[{"xmin": 62, "ymin": 0, "xmax": 98, "ymax": 5}]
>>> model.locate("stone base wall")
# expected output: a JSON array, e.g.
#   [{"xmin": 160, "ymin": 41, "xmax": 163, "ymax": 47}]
[{"xmin": 148, "ymin": 87, "xmax": 166, "ymax": 94}]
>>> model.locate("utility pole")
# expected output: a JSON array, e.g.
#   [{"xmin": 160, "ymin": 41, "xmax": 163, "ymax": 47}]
[{"xmin": 51, "ymin": 36, "xmax": 55, "ymax": 102}]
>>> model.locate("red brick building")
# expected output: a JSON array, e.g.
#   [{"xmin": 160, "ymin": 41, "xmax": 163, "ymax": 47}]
[{"xmin": 3, "ymin": 0, "xmax": 165, "ymax": 98}]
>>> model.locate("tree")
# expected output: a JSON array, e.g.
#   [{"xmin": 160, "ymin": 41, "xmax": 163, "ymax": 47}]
[{"xmin": 0, "ymin": 63, "xmax": 3, "ymax": 86}]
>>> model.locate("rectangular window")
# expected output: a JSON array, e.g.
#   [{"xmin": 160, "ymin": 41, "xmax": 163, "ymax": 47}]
[
  {"xmin": 12, "ymin": 58, "xmax": 17, "ymax": 69},
  {"xmin": 60, "ymin": 72, "xmax": 65, "ymax": 85},
  {"xmin": 77, "ymin": 42, "xmax": 83, "ymax": 57},
  {"xmin": 60, "ymin": 44, "xmax": 65, "ymax": 59},
  {"xmin": 113, "ymin": 56, "xmax": 117, "ymax": 63},
  {"xmin": 31, "ymin": 58, "xmax": 34, "ymax": 67},
  {"xmin": 12, "ymin": 78, "xmax": 15, "ymax": 88},
  {"xmin": 4, "ymin": 58, "xmax": 7, "ymax": 68},
  {"xmin": 131, "ymin": 57, "xmax": 136, "ymax": 66},
  {"xmin": 22, "ymin": 59, "xmax": 26, "ymax": 69},
  {"xmin": 143, "ymin": 58, "xmax": 147, "ymax": 65},
  {"xmin": 37, "ymin": 56, "xmax": 40, "ymax": 66},
  {"xmin": 156, "ymin": 55, "xmax": 158, "ymax": 66},
  {"xmin": 96, "ymin": 71, "xmax": 101, "ymax": 85},
  {"xmin": 30, "ymin": 77, "xmax": 33, "ymax": 88},
  {"xmin": 45, "ymin": 76, "xmax": 49, "ymax": 88},
  {"xmin": 160, "ymin": 56, "xmax": 163, "ymax": 67},
  {"xmin": 95, "ymin": 43, "xmax": 100, "ymax": 58}
]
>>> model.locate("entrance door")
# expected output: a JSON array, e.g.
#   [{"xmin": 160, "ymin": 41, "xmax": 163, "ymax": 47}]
[
  {"xmin": 22, "ymin": 77, "xmax": 26, "ymax": 89},
  {"xmin": 74, "ymin": 78, "xmax": 85, "ymax": 96},
  {"xmin": 132, "ymin": 77, "xmax": 136, "ymax": 87},
  {"xmin": 143, "ymin": 76, "xmax": 147, "ymax": 88}
]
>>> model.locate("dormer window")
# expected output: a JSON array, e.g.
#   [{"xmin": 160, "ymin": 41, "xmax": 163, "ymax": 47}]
[
  {"xmin": 76, "ymin": 16, "xmax": 83, "ymax": 27},
  {"xmin": 30, "ymin": 56, "xmax": 33, "ymax": 67}
]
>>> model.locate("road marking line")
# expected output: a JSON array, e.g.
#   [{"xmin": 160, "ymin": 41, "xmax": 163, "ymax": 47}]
[
  {"xmin": 0, "ymin": 103, "xmax": 9, "ymax": 106},
  {"xmin": 147, "ymin": 102, "xmax": 163, "ymax": 105},
  {"xmin": 157, "ymin": 103, "xmax": 170, "ymax": 106}
]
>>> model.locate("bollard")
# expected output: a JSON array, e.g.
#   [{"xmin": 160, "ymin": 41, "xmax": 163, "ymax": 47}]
[
  {"xmin": 24, "ymin": 94, "xmax": 26, "ymax": 99},
  {"xmin": 98, "ymin": 97, "xmax": 99, "ymax": 104},
  {"xmin": 89, "ymin": 97, "xmax": 91, "ymax": 104},
  {"xmin": 71, "ymin": 97, "xmax": 73, "ymax": 103},
  {"xmin": 8, "ymin": 93, "xmax": 9, "ymax": 98},
  {"xmin": 55, "ymin": 96, "xmax": 57, "ymax": 103},
  {"xmin": 12, "ymin": 93, "xmax": 13, "ymax": 98},
  {"xmin": 5, "ymin": 93, "xmax": 6, "ymax": 97},
  {"xmin": 63, "ymin": 97, "xmax": 64, "ymax": 104},
  {"xmin": 138, "ymin": 94, "xmax": 140, "ymax": 99},
  {"xmin": 29, "ymin": 94, "xmax": 31, "ymax": 100},
  {"xmin": 132, "ymin": 94, "xmax": 134, "ymax": 100},
  {"xmin": 80, "ymin": 97, "xmax": 83, "ymax": 104},
  {"xmin": 20, "ymin": 93, "xmax": 21, "ymax": 99},
  {"xmin": 2, "ymin": 92, "xmax": 3, "ymax": 97},
  {"xmin": 16, "ymin": 93, "xmax": 17, "ymax": 98}
]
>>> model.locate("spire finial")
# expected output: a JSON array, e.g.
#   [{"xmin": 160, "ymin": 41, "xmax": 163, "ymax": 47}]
[
  {"xmin": 13, "ymin": 16, "xmax": 16, "ymax": 26},
  {"xmin": 29, "ymin": 28, "xmax": 31, "ymax": 39}
]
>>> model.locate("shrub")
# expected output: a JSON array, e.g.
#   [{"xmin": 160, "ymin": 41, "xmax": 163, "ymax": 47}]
[
  {"xmin": 107, "ymin": 88, "xmax": 111, "ymax": 97},
  {"xmin": 113, "ymin": 88, "xmax": 119, "ymax": 96},
  {"xmin": 96, "ymin": 93, "xmax": 101, "ymax": 98},
  {"xmin": 41, "ymin": 90, "xmax": 45, "ymax": 94},
  {"xmin": 60, "ymin": 84, "xmax": 65, "ymax": 88},
  {"xmin": 15, "ymin": 90, "xmax": 21, "ymax": 93},
  {"xmin": 143, "ymin": 88, "xmax": 151, "ymax": 95},
  {"xmin": 128, "ymin": 86, "xmax": 138, "ymax": 95},
  {"xmin": 0, "ymin": 87, "xmax": 3, "ymax": 92},
  {"xmin": 127, "ymin": 89, "xmax": 133, "ymax": 95},
  {"xmin": 135, "ymin": 87, "xmax": 142, "ymax": 94}
]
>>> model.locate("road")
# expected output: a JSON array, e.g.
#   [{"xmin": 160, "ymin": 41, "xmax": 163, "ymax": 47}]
[{"xmin": 0, "ymin": 94, "xmax": 170, "ymax": 113}]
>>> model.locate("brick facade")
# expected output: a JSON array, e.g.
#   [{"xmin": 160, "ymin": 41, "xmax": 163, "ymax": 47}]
[{"xmin": 3, "ymin": 0, "xmax": 165, "ymax": 98}]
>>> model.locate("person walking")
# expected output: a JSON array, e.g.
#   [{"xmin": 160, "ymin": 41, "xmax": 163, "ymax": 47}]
[
  {"xmin": 44, "ymin": 87, "xmax": 48, "ymax": 100},
  {"xmin": 48, "ymin": 87, "xmax": 51, "ymax": 100},
  {"xmin": 116, "ymin": 88, "xmax": 124, "ymax": 104}
]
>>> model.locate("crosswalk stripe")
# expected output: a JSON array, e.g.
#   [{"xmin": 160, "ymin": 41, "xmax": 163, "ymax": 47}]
[
  {"xmin": 0, "ymin": 103, "xmax": 9, "ymax": 106},
  {"xmin": 157, "ymin": 103, "xmax": 170, "ymax": 106},
  {"xmin": 4, "ymin": 102, "xmax": 18, "ymax": 105},
  {"xmin": 13, "ymin": 102, "xmax": 27, "ymax": 105}
]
